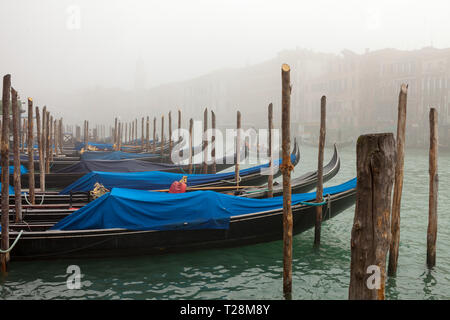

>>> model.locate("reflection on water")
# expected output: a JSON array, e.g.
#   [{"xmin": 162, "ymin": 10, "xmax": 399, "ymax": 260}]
[{"xmin": 0, "ymin": 145, "xmax": 449, "ymax": 299}]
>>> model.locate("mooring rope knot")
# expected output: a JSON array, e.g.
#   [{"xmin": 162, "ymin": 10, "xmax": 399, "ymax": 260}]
[{"xmin": 279, "ymin": 162, "xmax": 294, "ymax": 174}]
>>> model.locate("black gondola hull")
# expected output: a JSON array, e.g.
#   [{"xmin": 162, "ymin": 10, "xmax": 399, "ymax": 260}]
[{"xmin": 9, "ymin": 189, "xmax": 355, "ymax": 260}]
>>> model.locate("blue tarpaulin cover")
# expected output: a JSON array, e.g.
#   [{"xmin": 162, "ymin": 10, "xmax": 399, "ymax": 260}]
[
  {"xmin": 59, "ymin": 153, "xmax": 296, "ymax": 194},
  {"xmin": 0, "ymin": 165, "xmax": 28, "ymax": 174},
  {"xmin": 51, "ymin": 178, "xmax": 356, "ymax": 231},
  {"xmin": 55, "ymin": 158, "xmax": 187, "ymax": 174},
  {"xmin": 80, "ymin": 151, "xmax": 159, "ymax": 161},
  {"xmin": 0, "ymin": 182, "xmax": 15, "ymax": 196}
]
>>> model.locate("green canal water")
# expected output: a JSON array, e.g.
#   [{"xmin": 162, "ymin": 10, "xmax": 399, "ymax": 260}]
[{"xmin": 0, "ymin": 145, "xmax": 449, "ymax": 299}]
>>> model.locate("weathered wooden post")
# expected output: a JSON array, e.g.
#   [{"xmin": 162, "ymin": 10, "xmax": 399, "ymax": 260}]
[
  {"xmin": 146, "ymin": 116, "xmax": 149, "ymax": 152},
  {"xmin": 168, "ymin": 111, "xmax": 172, "ymax": 157},
  {"xmin": 235, "ymin": 111, "xmax": 241, "ymax": 187},
  {"xmin": 281, "ymin": 64, "xmax": 294, "ymax": 300},
  {"xmin": 83, "ymin": 120, "xmax": 87, "ymax": 148},
  {"xmin": 124, "ymin": 122, "xmax": 128, "ymax": 144},
  {"xmin": 135, "ymin": 118, "xmax": 138, "ymax": 145},
  {"xmin": 141, "ymin": 117, "xmax": 145, "ymax": 151},
  {"xmin": 349, "ymin": 133, "xmax": 395, "ymax": 300},
  {"xmin": 21, "ymin": 117, "xmax": 26, "ymax": 153},
  {"xmin": 118, "ymin": 122, "xmax": 122, "ymax": 150},
  {"xmin": 427, "ymin": 108, "xmax": 438, "ymax": 269},
  {"xmin": 50, "ymin": 116, "xmax": 54, "ymax": 161},
  {"xmin": 188, "ymin": 118, "xmax": 193, "ymax": 174},
  {"xmin": 1, "ymin": 74, "xmax": 11, "ymax": 273},
  {"xmin": 153, "ymin": 117, "xmax": 156, "ymax": 152},
  {"xmin": 203, "ymin": 108, "xmax": 208, "ymax": 174},
  {"xmin": 45, "ymin": 111, "xmax": 50, "ymax": 173},
  {"xmin": 54, "ymin": 119, "xmax": 58, "ymax": 157},
  {"xmin": 49, "ymin": 115, "xmax": 54, "ymax": 163},
  {"xmin": 114, "ymin": 117, "xmax": 118, "ymax": 150},
  {"xmin": 41, "ymin": 106, "xmax": 47, "ymax": 169},
  {"xmin": 59, "ymin": 118, "xmax": 63, "ymax": 155},
  {"xmin": 27, "ymin": 98, "xmax": 35, "ymax": 204},
  {"xmin": 314, "ymin": 96, "xmax": 326, "ymax": 246},
  {"xmin": 388, "ymin": 84, "xmax": 408, "ymax": 276},
  {"xmin": 161, "ymin": 115, "xmax": 165, "ymax": 157},
  {"xmin": 211, "ymin": 110, "xmax": 216, "ymax": 174},
  {"xmin": 267, "ymin": 103, "xmax": 274, "ymax": 198},
  {"xmin": 11, "ymin": 88, "xmax": 22, "ymax": 222},
  {"xmin": 36, "ymin": 107, "xmax": 45, "ymax": 191},
  {"xmin": 178, "ymin": 110, "xmax": 181, "ymax": 143}
]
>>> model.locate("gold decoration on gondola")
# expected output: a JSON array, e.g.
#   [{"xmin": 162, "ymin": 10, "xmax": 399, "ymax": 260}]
[
  {"xmin": 180, "ymin": 176, "xmax": 187, "ymax": 184},
  {"xmin": 90, "ymin": 182, "xmax": 110, "ymax": 199}
]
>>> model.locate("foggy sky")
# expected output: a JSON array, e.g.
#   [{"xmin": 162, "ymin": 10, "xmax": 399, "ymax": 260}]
[{"xmin": 1, "ymin": 0, "xmax": 450, "ymax": 120}]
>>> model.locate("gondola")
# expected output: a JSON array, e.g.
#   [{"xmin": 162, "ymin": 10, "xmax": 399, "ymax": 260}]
[
  {"xmin": 15, "ymin": 139, "xmax": 213, "ymax": 173},
  {"xmin": 12, "ymin": 144, "xmax": 251, "ymax": 190},
  {"xmin": 5, "ymin": 142, "xmax": 318, "ymax": 208},
  {"xmin": 6, "ymin": 178, "xmax": 356, "ymax": 260},
  {"xmin": 238, "ymin": 144, "xmax": 340, "ymax": 198},
  {"xmin": 56, "ymin": 140, "xmax": 299, "ymax": 195},
  {"xmin": 5, "ymin": 143, "xmax": 332, "ymax": 211}
]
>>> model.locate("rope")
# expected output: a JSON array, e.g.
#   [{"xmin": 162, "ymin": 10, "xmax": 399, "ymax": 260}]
[
  {"xmin": 220, "ymin": 175, "xmax": 242, "ymax": 184},
  {"xmin": 24, "ymin": 192, "xmax": 45, "ymax": 206},
  {"xmin": 299, "ymin": 199, "xmax": 328, "ymax": 207},
  {"xmin": 0, "ymin": 230, "xmax": 24, "ymax": 254},
  {"xmin": 299, "ymin": 193, "xmax": 331, "ymax": 207}
]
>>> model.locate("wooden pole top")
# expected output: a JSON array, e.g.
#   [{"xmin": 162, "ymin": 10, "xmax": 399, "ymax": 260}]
[{"xmin": 282, "ymin": 64, "xmax": 290, "ymax": 72}]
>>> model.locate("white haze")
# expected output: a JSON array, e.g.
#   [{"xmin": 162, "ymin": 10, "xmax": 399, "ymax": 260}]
[{"xmin": 1, "ymin": 0, "xmax": 450, "ymax": 123}]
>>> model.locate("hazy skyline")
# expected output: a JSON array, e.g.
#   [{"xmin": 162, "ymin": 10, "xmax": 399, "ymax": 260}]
[{"xmin": 1, "ymin": 0, "xmax": 450, "ymax": 118}]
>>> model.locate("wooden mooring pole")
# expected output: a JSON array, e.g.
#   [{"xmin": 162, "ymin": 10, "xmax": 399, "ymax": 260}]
[
  {"xmin": 235, "ymin": 111, "xmax": 241, "ymax": 187},
  {"xmin": 141, "ymin": 117, "xmax": 145, "ymax": 151},
  {"xmin": 118, "ymin": 122, "xmax": 122, "ymax": 150},
  {"xmin": 178, "ymin": 110, "xmax": 181, "ymax": 143},
  {"xmin": 188, "ymin": 118, "xmax": 193, "ymax": 174},
  {"xmin": 314, "ymin": 96, "xmax": 326, "ymax": 246},
  {"xmin": 27, "ymin": 98, "xmax": 35, "ymax": 204},
  {"xmin": 36, "ymin": 107, "xmax": 45, "ymax": 191},
  {"xmin": 388, "ymin": 84, "xmax": 408, "ymax": 276},
  {"xmin": 161, "ymin": 115, "xmax": 164, "ymax": 157},
  {"xmin": 21, "ymin": 117, "xmax": 26, "ymax": 154},
  {"xmin": 281, "ymin": 64, "xmax": 293, "ymax": 300},
  {"xmin": 349, "ymin": 133, "xmax": 395, "ymax": 300},
  {"xmin": 203, "ymin": 108, "xmax": 208, "ymax": 174},
  {"xmin": 1, "ymin": 74, "xmax": 11, "ymax": 273},
  {"xmin": 168, "ymin": 112, "xmax": 172, "ymax": 157},
  {"xmin": 153, "ymin": 117, "xmax": 156, "ymax": 152},
  {"xmin": 267, "ymin": 103, "xmax": 274, "ymax": 198},
  {"xmin": 211, "ymin": 110, "xmax": 216, "ymax": 174},
  {"xmin": 427, "ymin": 108, "xmax": 438, "ymax": 269},
  {"xmin": 146, "ymin": 116, "xmax": 149, "ymax": 152},
  {"xmin": 11, "ymin": 87, "xmax": 22, "ymax": 223},
  {"xmin": 114, "ymin": 117, "xmax": 118, "ymax": 150}
]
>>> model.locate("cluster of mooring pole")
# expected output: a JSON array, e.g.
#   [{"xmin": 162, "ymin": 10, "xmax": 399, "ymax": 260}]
[
  {"xmin": 348, "ymin": 84, "xmax": 439, "ymax": 299},
  {"xmin": 1, "ymin": 74, "xmax": 64, "ymax": 272}
]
